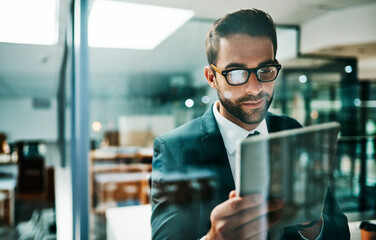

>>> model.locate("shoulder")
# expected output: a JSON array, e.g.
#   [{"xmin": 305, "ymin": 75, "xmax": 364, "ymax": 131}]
[
  {"xmin": 156, "ymin": 106, "xmax": 217, "ymax": 144},
  {"xmin": 152, "ymin": 115, "xmax": 209, "ymax": 170},
  {"xmin": 266, "ymin": 112, "xmax": 302, "ymax": 133},
  {"xmin": 155, "ymin": 116, "xmax": 203, "ymax": 146}
]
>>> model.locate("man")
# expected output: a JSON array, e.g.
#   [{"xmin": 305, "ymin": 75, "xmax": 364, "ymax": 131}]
[{"xmin": 151, "ymin": 9, "xmax": 349, "ymax": 240}]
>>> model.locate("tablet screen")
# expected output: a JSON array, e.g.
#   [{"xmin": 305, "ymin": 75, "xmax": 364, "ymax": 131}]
[{"xmin": 236, "ymin": 122, "xmax": 340, "ymax": 228}]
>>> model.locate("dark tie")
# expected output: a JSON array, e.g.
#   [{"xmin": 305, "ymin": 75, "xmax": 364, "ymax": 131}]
[{"xmin": 247, "ymin": 131, "xmax": 260, "ymax": 138}]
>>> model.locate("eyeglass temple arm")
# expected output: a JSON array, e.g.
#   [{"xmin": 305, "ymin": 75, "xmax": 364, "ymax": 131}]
[{"xmin": 210, "ymin": 64, "xmax": 222, "ymax": 74}]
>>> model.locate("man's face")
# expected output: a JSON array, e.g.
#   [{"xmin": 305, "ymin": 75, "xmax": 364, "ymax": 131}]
[{"xmin": 208, "ymin": 34, "xmax": 276, "ymax": 130}]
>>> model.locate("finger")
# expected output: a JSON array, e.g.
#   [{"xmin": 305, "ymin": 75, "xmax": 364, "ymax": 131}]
[
  {"xmin": 220, "ymin": 199, "xmax": 283, "ymax": 233},
  {"xmin": 267, "ymin": 198, "xmax": 284, "ymax": 212},
  {"xmin": 249, "ymin": 230, "xmax": 268, "ymax": 240},
  {"xmin": 211, "ymin": 194, "xmax": 264, "ymax": 219},
  {"xmin": 267, "ymin": 210, "xmax": 283, "ymax": 226},
  {"xmin": 266, "ymin": 199, "xmax": 284, "ymax": 227},
  {"xmin": 219, "ymin": 205, "xmax": 267, "ymax": 234},
  {"xmin": 229, "ymin": 190, "xmax": 236, "ymax": 199},
  {"xmin": 231, "ymin": 215, "xmax": 269, "ymax": 240},
  {"xmin": 210, "ymin": 201, "xmax": 282, "ymax": 239}
]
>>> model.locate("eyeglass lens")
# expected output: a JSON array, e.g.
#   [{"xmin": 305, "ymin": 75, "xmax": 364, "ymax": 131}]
[{"xmin": 227, "ymin": 66, "xmax": 278, "ymax": 84}]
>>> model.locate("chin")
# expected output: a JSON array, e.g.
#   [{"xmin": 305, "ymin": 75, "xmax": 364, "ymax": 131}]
[{"xmin": 239, "ymin": 111, "xmax": 266, "ymax": 125}]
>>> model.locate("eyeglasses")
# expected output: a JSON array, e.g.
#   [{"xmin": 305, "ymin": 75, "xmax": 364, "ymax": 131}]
[{"xmin": 210, "ymin": 62, "xmax": 282, "ymax": 86}]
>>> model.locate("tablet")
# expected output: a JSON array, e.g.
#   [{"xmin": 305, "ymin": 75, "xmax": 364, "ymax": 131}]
[{"xmin": 235, "ymin": 122, "xmax": 340, "ymax": 228}]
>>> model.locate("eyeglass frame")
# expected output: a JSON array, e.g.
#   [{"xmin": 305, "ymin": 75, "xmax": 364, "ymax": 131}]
[{"xmin": 210, "ymin": 60, "xmax": 282, "ymax": 86}]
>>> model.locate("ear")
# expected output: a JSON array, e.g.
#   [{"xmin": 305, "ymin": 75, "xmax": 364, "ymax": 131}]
[{"xmin": 204, "ymin": 66, "xmax": 217, "ymax": 89}]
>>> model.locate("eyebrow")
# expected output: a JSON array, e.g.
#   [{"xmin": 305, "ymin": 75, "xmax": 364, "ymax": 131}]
[{"xmin": 224, "ymin": 59, "xmax": 275, "ymax": 70}]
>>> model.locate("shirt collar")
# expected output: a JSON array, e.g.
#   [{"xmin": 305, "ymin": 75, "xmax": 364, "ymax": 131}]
[{"xmin": 213, "ymin": 100, "xmax": 268, "ymax": 154}]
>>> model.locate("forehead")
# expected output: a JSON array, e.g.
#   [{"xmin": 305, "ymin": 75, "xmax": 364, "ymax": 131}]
[{"xmin": 217, "ymin": 34, "xmax": 274, "ymax": 67}]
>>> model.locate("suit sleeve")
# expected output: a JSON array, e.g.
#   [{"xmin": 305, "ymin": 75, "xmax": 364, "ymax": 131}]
[
  {"xmin": 150, "ymin": 137, "xmax": 210, "ymax": 240},
  {"xmin": 321, "ymin": 188, "xmax": 350, "ymax": 239}
]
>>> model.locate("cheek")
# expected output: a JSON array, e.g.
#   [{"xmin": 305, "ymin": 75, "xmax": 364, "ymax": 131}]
[
  {"xmin": 220, "ymin": 86, "xmax": 244, "ymax": 101},
  {"xmin": 223, "ymin": 91, "xmax": 232, "ymax": 99},
  {"xmin": 263, "ymin": 82, "xmax": 275, "ymax": 95},
  {"xmin": 218, "ymin": 84, "xmax": 237, "ymax": 100}
]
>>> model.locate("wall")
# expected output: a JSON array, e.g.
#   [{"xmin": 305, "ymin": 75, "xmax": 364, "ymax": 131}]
[
  {"xmin": 0, "ymin": 97, "xmax": 57, "ymax": 141},
  {"xmin": 301, "ymin": 3, "xmax": 376, "ymax": 80},
  {"xmin": 301, "ymin": 3, "xmax": 376, "ymax": 53}
]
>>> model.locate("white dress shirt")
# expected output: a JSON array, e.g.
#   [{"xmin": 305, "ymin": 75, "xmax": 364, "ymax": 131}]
[{"xmin": 212, "ymin": 100, "xmax": 268, "ymax": 189}]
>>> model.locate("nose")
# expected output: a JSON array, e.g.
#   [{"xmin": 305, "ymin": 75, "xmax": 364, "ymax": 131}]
[{"xmin": 244, "ymin": 72, "xmax": 262, "ymax": 95}]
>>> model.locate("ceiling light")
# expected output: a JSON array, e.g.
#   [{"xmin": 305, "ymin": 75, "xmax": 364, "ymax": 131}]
[
  {"xmin": 185, "ymin": 99, "xmax": 194, "ymax": 108},
  {"xmin": 0, "ymin": 0, "xmax": 58, "ymax": 45},
  {"xmin": 366, "ymin": 120, "xmax": 375, "ymax": 134},
  {"xmin": 89, "ymin": 1, "xmax": 194, "ymax": 50},
  {"xmin": 299, "ymin": 75, "xmax": 307, "ymax": 83},
  {"xmin": 201, "ymin": 96, "xmax": 210, "ymax": 104},
  {"xmin": 92, "ymin": 121, "xmax": 102, "ymax": 132},
  {"xmin": 354, "ymin": 98, "xmax": 361, "ymax": 107},
  {"xmin": 345, "ymin": 65, "xmax": 352, "ymax": 73}
]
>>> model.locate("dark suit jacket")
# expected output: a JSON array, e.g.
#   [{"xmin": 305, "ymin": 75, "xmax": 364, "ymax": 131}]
[{"xmin": 151, "ymin": 107, "xmax": 350, "ymax": 240}]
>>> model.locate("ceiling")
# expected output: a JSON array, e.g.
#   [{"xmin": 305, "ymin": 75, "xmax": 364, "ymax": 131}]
[
  {"xmin": 120, "ymin": 0, "xmax": 375, "ymax": 25},
  {"xmin": 0, "ymin": 0, "xmax": 375, "ymax": 98}
]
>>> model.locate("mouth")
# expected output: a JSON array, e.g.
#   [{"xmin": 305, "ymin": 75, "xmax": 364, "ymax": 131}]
[{"xmin": 241, "ymin": 99, "xmax": 264, "ymax": 109}]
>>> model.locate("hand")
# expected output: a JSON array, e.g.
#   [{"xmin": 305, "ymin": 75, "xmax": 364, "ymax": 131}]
[{"xmin": 205, "ymin": 190, "xmax": 283, "ymax": 240}]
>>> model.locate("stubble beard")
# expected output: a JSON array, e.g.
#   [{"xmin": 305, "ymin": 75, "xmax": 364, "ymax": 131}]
[{"xmin": 218, "ymin": 91, "xmax": 273, "ymax": 125}]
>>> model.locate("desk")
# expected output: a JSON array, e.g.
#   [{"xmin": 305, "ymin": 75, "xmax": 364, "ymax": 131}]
[
  {"xmin": 91, "ymin": 147, "xmax": 153, "ymax": 164},
  {"xmin": 0, "ymin": 178, "xmax": 16, "ymax": 225},
  {"xmin": 90, "ymin": 148, "xmax": 152, "ymax": 214},
  {"xmin": 106, "ymin": 204, "xmax": 151, "ymax": 240},
  {"xmin": 94, "ymin": 172, "xmax": 150, "ymax": 213}
]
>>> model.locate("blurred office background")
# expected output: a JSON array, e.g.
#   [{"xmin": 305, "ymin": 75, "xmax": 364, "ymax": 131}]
[{"xmin": 0, "ymin": 0, "xmax": 375, "ymax": 239}]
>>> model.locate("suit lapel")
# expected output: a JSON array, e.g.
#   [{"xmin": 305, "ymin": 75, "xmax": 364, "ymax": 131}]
[
  {"xmin": 200, "ymin": 107, "xmax": 235, "ymax": 194},
  {"xmin": 198, "ymin": 109, "xmax": 286, "ymax": 195},
  {"xmin": 266, "ymin": 112, "xmax": 281, "ymax": 133}
]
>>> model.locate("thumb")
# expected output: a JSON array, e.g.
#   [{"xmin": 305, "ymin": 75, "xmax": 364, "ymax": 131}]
[{"xmin": 229, "ymin": 190, "xmax": 237, "ymax": 199}]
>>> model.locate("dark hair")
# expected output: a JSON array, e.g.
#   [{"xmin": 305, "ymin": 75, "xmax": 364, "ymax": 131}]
[{"xmin": 205, "ymin": 9, "xmax": 277, "ymax": 65}]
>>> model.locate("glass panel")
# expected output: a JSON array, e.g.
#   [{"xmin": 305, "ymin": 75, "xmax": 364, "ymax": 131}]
[
  {"xmin": 278, "ymin": 59, "xmax": 376, "ymax": 214},
  {"xmin": 2, "ymin": 2, "xmax": 375, "ymax": 239},
  {"xmin": 0, "ymin": 41, "xmax": 59, "ymax": 240},
  {"xmin": 88, "ymin": 17, "xmax": 213, "ymax": 238},
  {"xmin": 0, "ymin": 2, "xmax": 64, "ymax": 239},
  {"xmin": 87, "ymin": 5, "xmax": 300, "ymax": 238}
]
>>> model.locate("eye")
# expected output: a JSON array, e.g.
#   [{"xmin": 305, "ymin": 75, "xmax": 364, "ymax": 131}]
[
  {"xmin": 259, "ymin": 66, "xmax": 275, "ymax": 74},
  {"xmin": 227, "ymin": 70, "xmax": 247, "ymax": 84}
]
